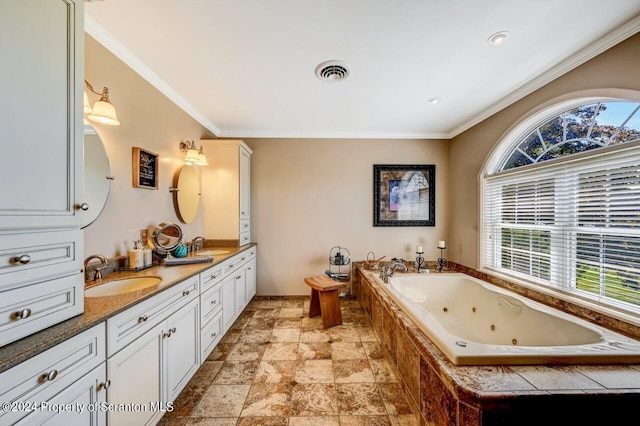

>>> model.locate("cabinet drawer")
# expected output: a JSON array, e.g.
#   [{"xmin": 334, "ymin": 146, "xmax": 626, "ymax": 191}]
[
  {"xmin": 0, "ymin": 323, "xmax": 105, "ymax": 425},
  {"xmin": 239, "ymin": 231, "xmax": 250, "ymax": 246},
  {"xmin": 240, "ymin": 219, "xmax": 250, "ymax": 234},
  {"xmin": 0, "ymin": 273, "xmax": 84, "ymax": 347},
  {"xmin": 201, "ymin": 282, "xmax": 222, "ymax": 325},
  {"xmin": 200, "ymin": 264, "xmax": 223, "ymax": 293},
  {"xmin": 0, "ymin": 229, "xmax": 82, "ymax": 291},
  {"xmin": 106, "ymin": 277, "xmax": 199, "ymax": 357},
  {"xmin": 200, "ymin": 310, "xmax": 223, "ymax": 361}
]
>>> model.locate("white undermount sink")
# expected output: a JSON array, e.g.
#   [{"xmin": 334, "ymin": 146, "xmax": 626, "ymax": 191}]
[
  {"xmin": 85, "ymin": 277, "xmax": 162, "ymax": 297},
  {"xmin": 196, "ymin": 249, "xmax": 231, "ymax": 256}
]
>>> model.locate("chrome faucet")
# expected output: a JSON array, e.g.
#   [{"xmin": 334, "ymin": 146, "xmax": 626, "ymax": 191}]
[
  {"xmin": 191, "ymin": 236, "xmax": 206, "ymax": 253},
  {"xmin": 380, "ymin": 261, "xmax": 408, "ymax": 283},
  {"xmin": 84, "ymin": 254, "xmax": 109, "ymax": 282}
]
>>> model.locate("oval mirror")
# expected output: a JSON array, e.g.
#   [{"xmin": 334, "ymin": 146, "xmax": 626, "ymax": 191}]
[
  {"xmin": 82, "ymin": 125, "xmax": 111, "ymax": 228},
  {"xmin": 148, "ymin": 222, "xmax": 183, "ymax": 257},
  {"xmin": 173, "ymin": 164, "xmax": 200, "ymax": 224}
]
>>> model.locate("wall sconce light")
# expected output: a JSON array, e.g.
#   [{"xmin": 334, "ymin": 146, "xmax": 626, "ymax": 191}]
[
  {"xmin": 84, "ymin": 79, "xmax": 120, "ymax": 126},
  {"xmin": 179, "ymin": 140, "xmax": 208, "ymax": 166}
]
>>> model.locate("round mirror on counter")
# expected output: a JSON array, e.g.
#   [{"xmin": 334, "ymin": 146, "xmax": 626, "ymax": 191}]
[
  {"xmin": 173, "ymin": 164, "xmax": 200, "ymax": 224},
  {"xmin": 82, "ymin": 125, "xmax": 112, "ymax": 228},
  {"xmin": 148, "ymin": 222, "xmax": 183, "ymax": 258}
]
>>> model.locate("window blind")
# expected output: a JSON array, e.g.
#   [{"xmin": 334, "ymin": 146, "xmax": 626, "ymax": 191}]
[{"xmin": 483, "ymin": 144, "xmax": 640, "ymax": 312}]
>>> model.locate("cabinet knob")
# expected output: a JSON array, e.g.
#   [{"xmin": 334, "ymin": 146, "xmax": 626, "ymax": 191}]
[
  {"xmin": 13, "ymin": 254, "xmax": 31, "ymax": 265},
  {"xmin": 98, "ymin": 380, "xmax": 111, "ymax": 391},
  {"xmin": 183, "ymin": 290, "xmax": 190, "ymax": 296},
  {"xmin": 42, "ymin": 370, "xmax": 58, "ymax": 382},
  {"xmin": 211, "ymin": 300, "xmax": 217, "ymax": 305},
  {"xmin": 235, "ymin": 275, "xmax": 242, "ymax": 280},
  {"xmin": 15, "ymin": 308, "xmax": 32, "ymax": 320},
  {"xmin": 138, "ymin": 315, "xmax": 148, "ymax": 323},
  {"xmin": 76, "ymin": 203, "xmax": 90, "ymax": 211},
  {"xmin": 211, "ymin": 332, "xmax": 218, "ymax": 338}
]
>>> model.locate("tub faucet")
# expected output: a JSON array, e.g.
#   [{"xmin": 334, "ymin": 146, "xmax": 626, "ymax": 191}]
[
  {"xmin": 191, "ymin": 236, "xmax": 206, "ymax": 253},
  {"xmin": 380, "ymin": 262, "xmax": 408, "ymax": 283},
  {"xmin": 84, "ymin": 254, "xmax": 109, "ymax": 282}
]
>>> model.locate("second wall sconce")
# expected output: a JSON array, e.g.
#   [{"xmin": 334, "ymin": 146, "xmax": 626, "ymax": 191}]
[
  {"xmin": 84, "ymin": 79, "xmax": 120, "ymax": 126},
  {"xmin": 179, "ymin": 140, "xmax": 208, "ymax": 166}
]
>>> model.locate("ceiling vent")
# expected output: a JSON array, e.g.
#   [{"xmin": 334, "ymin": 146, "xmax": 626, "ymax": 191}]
[{"xmin": 315, "ymin": 60, "xmax": 351, "ymax": 82}]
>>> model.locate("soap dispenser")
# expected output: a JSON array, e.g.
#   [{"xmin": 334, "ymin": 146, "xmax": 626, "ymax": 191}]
[
  {"xmin": 142, "ymin": 242, "xmax": 153, "ymax": 267},
  {"xmin": 129, "ymin": 240, "xmax": 144, "ymax": 270}
]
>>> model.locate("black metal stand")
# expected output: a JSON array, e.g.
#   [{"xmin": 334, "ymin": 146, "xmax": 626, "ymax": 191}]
[
  {"xmin": 414, "ymin": 251, "xmax": 427, "ymax": 273},
  {"xmin": 437, "ymin": 247, "xmax": 451, "ymax": 272}
]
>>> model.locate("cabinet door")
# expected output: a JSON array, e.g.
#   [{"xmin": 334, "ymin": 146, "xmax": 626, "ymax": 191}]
[
  {"xmin": 107, "ymin": 322, "xmax": 164, "ymax": 426},
  {"xmin": 239, "ymin": 146, "xmax": 251, "ymax": 219},
  {"xmin": 222, "ymin": 274, "xmax": 237, "ymax": 332},
  {"xmin": 15, "ymin": 363, "xmax": 107, "ymax": 426},
  {"xmin": 164, "ymin": 299, "xmax": 200, "ymax": 402},
  {"xmin": 0, "ymin": 0, "xmax": 83, "ymax": 229},
  {"xmin": 245, "ymin": 258, "xmax": 257, "ymax": 303},
  {"xmin": 234, "ymin": 269, "xmax": 246, "ymax": 317}
]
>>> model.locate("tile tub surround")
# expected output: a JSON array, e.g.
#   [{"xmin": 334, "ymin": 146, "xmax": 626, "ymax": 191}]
[
  {"xmin": 354, "ymin": 268, "xmax": 640, "ymax": 426},
  {"xmin": 158, "ymin": 297, "xmax": 420, "ymax": 425},
  {"xmin": 0, "ymin": 245, "xmax": 256, "ymax": 373}
]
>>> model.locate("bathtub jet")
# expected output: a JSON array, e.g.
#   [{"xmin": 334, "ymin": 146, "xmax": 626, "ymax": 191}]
[{"xmin": 381, "ymin": 273, "xmax": 640, "ymax": 365}]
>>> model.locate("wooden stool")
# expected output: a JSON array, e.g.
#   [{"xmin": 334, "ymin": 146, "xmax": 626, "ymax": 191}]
[{"xmin": 304, "ymin": 275, "xmax": 347, "ymax": 328}]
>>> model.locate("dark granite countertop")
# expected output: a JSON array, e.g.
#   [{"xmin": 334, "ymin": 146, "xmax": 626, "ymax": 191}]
[{"xmin": 0, "ymin": 244, "xmax": 256, "ymax": 373}]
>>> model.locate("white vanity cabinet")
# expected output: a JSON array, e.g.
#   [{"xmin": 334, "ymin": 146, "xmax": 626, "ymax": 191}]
[
  {"xmin": 106, "ymin": 278, "xmax": 200, "ymax": 426},
  {"xmin": 0, "ymin": 323, "xmax": 106, "ymax": 426},
  {"xmin": 220, "ymin": 248, "xmax": 257, "ymax": 333},
  {"xmin": 201, "ymin": 140, "xmax": 253, "ymax": 246},
  {"xmin": 0, "ymin": 0, "xmax": 85, "ymax": 348}
]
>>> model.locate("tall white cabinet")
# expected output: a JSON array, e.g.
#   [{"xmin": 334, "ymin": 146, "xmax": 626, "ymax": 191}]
[
  {"xmin": 0, "ymin": 0, "xmax": 84, "ymax": 347},
  {"xmin": 201, "ymin": 140, "xmax": 252, "ymax": 246}
]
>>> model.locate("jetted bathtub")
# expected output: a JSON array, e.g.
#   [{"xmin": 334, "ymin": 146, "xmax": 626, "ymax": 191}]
[{"xmin": 383, "ymin": 273, "xmax": 640, "ymax": 365}]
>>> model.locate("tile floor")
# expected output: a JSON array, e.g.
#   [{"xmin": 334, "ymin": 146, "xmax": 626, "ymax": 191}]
[{"xmin": 159, "ymin": 298, "xmax": 419, "ymax": 426}]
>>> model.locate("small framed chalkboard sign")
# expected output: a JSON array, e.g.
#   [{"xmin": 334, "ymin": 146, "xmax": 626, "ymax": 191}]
[{"xmin": 132, "ymin": 147, "xmax": 159, "ymax": 190}]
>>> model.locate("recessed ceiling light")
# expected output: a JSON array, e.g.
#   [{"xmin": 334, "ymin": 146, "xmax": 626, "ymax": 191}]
[
  {"xmin": 488, "ymin": 31, "xmax": 510, "ymax": 45},
  {"xmin": 428, "ymin": 97, "xmax": 440, "ymax": 104}
]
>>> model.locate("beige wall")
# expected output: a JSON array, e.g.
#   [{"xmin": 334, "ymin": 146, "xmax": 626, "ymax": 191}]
[
  {"xmin": 449, "ymin": 33, "xmax": 640, "ymax": 268},
  {"xmin": 245, "ymin": 138, "xmax": 449, "ymax": 295},
  {"xmin": 83, "ymin": 35, "xmax": 215, "ymax": 257}
]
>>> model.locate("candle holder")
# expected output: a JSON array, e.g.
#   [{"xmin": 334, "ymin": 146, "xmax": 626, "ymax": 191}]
[
  {"xmin": 437, "ymin": 246, "xmax": 451, "ymax": 272},
  {"xmin": 413, "ymin": 251, "xmax": 428, "ymax": 273}
]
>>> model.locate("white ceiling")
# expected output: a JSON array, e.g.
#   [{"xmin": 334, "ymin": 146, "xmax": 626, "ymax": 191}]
[{"xmin": 85, "ymin": 0, "xmax": 640, "ymax": 139}]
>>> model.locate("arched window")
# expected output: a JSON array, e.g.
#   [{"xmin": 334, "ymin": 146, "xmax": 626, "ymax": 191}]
[{"xmin": 481, "ymin": 99, "xmax": 640, "ymax": 315}]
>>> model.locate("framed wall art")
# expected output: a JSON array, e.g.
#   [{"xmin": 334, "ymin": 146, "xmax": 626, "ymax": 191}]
[
  {"xmin": 132, "ymin": 147, "xmax": 159, "ymax": 190},
  {"xmin": 373, "ymin": 164, "xmax": 435, "ymax": 226}
]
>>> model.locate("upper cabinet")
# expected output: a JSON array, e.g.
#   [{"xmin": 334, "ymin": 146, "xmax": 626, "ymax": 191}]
[
  {"xmin": 201, "ymin": 140, "xmax": 253, "ymax": 246},
  {"xmin": 0, "ymin": 0, "xmax": 84, "ymax": 230}
]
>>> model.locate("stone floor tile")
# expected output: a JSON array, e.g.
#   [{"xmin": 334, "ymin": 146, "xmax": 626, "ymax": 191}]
[
  {"xmin": 269, "ymin": 328, "xmax": 301, "ymax": 342},
  {"xmin": 281, "ymin": 299, "xmax": 305, "ymax": 308},
  {"xmin": 295, "ymin": 359, "xmax": 335, "ymax": 383},
  {"xmin": 370, "ymin": 359, "xmax": 399, "ymax": 383},
  {"xmin": 254, "ymin": 360, "xmax": 299, "ymax": 384},
  {"xmin": 336, "ymin": 383, "xmax": 387, "ymax": 415},
  {"xmin": 331, "ymin": 341, "xmax": 368, "ymax": 360},
  {"xmin": 240, "ymin": 383, "xmax": 291, "ymax": 417},
  {"xmin": 328, "ymin": 325, "xmax": 361, "ymax": 342},
  {"xmin": 253, "ymin": 308, "xmax": 280, "ymax": 318},
  {"xmin": 263, "ymin": 342, "xmax": 300, "ymax": 360},
  {"xmin": 165, "ymin": 361, "xmax": 223, "ymax": 417},
  {"xmin": 220, "ymin": 330, "xmax": 241, "ymax": 344},
  {"xmin": 298, "ymin": 342, "xmax": 332, "ymax": 360},
  {"xmin": 157, "ymin": 417, "xmax": 188, "ymax": 426},
  {"xmin": 191, "ymin": 384, "xmax": 250, "ymax": 417},
  {"xmin": 278, "ymin": 307, "xmax": 304, "ymax": 318},
  {"xmin": 226, "ymin": 342, "xmax": 267, "ymax": 361},
  {"xmin": 237, "ymin": 417, "xmax": 288, "ymax": 426},
  {"xmin": 274, "ymin": 318, "xmax": 302, "ymax": 328},
  {"xmin": 301, "ymin": 317, "xmax": 324, "ymax": 330},
  {"xmin": 239, "ymin": 328, "xmax": 272, "ymax": 344},
  {"xmin": 206, "ymin": 343, "xmax": 235, "ymax": 361},
  {"xmin": 300, "ymin": 329, "xmax": 331, "ymax": 342},
  {"xmin": 213, "ymin": 361, "xmax": 260, "ymax": 384},
  {"xmin": 334, "ymin": 359, "xmax": 376, "ymax": 383},
  {"xmin": 288, "ymin": 416, "xmax": 340, "ymax": 426},
  {"xmin": 186, "ymin": 419, "xmax": 238, "ymax": 426},
  {"xmin": 248, "ymin": 300, "xmax": 283, "ymax": 309},
  {"xmin": 389, "ymin": 414, "xmax": 420, "ymax": 425},
  {"xmin": 339, "ymin": 415, "xmax": 392, "ymax": 425},
  {"xmin": 357, "ymin": 327, "xmax": 379, "ymax": 342},
  {"xmin": 362, "ymin": 342, "xmax": 385, "ymax": 360},
  {"xmin": 290, "ymin": 383, "xmax": 338, "ymax": 416},
  {"xmin": 248, "ymin": 316, "xmax": 277, "ymax": 330}
]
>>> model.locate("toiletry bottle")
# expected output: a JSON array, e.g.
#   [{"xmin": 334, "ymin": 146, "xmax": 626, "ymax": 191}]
[
  {"xmin": 142, "ymin": 241, "xmax": 153, "ymax": 267},
  {"xmin": 129, "ymin": 240, "xmax": 144, "ymax": 270}
]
